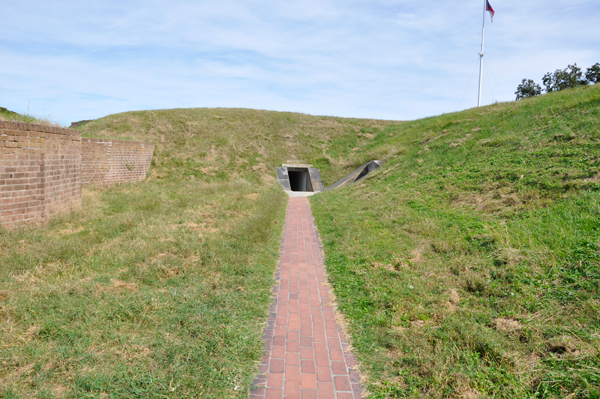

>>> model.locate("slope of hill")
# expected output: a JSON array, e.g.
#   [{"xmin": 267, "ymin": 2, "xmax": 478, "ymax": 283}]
[
  {"xmin": 0, "ymin": 107, "xmax": 59, "ymax": 125},
  {"xmin": 311, "ymin": 85, "xmax": 600, "ymax": 398},
  {"xmin": 76, "ymin": 108, "xmax": 400, "ymax": 186},
  {"xmin": 0, "ymin": 109, "xmax": 397, "ymax": 398},
  {"xmin": 3, "ymin": 86, "xmax": 598, "ymax": 398}
]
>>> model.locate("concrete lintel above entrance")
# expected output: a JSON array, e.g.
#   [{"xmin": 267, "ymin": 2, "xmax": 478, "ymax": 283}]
[{"xmin": 282, "ymin": 163, "xmax": 313, "ymax": 168}]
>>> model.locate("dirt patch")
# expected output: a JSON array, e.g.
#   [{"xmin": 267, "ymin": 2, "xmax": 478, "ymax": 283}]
[
  {"xmin": 235, "ymin": 156, "xmax": 249, "ymax": 166},
  {"xmin": 583, "ymin": 174, "xmax": 600, "ymax": 183},
  {"xmin": 495, "ymin": 248, "xmax": 522, "ymax": 265},
  {"xmin": 301, "ymin": 120, "xmax": 348, "ymax": 129},
  {"xmin": 14, "ymin": 271, "xmax": 37, "ymax": 284},
  {"xmin": 417, "ymin": 145, "xmax": 431, "ymax": 154},
  {"xmin": 372, "ymin": 262, "xmax": 396, "ymax": 272},
  {"xmin": 411, "ymin": 320, "xmax": 438, "ymax": 328},
  {"xmin": 450, "ymin": 134, "xmax": 473, "ymax": 148},
  {"xmin": 26, "ymin": 325, "xmax": 40, "ymax": 341},
  {"xmin": 449, "ymin": 289, "xmax": 460, "ymax": 304},
  {"xmin": 393, "ymin": 325, "xmax": 407, "ymax": 333},
  {"xmin": 60, "ymin": 225, "xmax": 85, "ymax": 235},
  {"xmin": 200, "ymin": 167, "xmax": 216, "ymax": 176},
  {"xmin": 244, "ymin": 193, "xmax": 259, "ymax": 200},
  {"xmin": 171, "ymin": 222, "xmax": 217, "ymax": 235},
  {"xmin": 452, "ymin": 191, "xmax": 526, "ymax": 214},
  {"xmin": 114, "ymin": 344, "xmax": 152, "ymax": 360},
  {"xmin": 509, "ymin": 351, "xmax": 540, "ymax": 371},
  {"xmin": 5, "ymin": 363, "xmax": 35, "ymax": 384},
  {"xmin": 458, "ymin": 387, "xmax": 481, "ymax": 399},
  {"xmin": 251, "ymin": 163, "xmax": 268, "ymax": 173},
  {"xmin": 161, "ymin": 266, "xmax": 180, "ymax": 278},
  {"xmin": 108, "ymin": 279, "xmax": 138, "ymax": 292},
  {"xmin": 261, "ymin": 173, "xmax": 276, "ymax": 183},
  {"xmin": 494, "ymin": 318, "xmax": 521, "ymax": 332},
  {"xmin": 545, "ymin": 336, "xmax": 588, "ymax": 358},
  {"xmin": 409, "ymin": 248, "xmax": 423, "ymax": 263},
  {"xmin": 51, "ymin": 384, "xmax": 69, "ymax": 398}
]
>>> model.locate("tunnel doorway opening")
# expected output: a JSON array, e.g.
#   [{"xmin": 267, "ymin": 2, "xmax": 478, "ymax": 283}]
[
  {"xmin": 288, "ymin": 168, "xmax": 314, "ymax": 192},
  {"xmin": 276, "ymin": 163, "xmax": 324, "ymax": 195}
]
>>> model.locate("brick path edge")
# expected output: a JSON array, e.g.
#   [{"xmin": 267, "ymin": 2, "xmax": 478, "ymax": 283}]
[{"xmin": 249, "ymin": 197, "xmax": 365, "ymax": 399}]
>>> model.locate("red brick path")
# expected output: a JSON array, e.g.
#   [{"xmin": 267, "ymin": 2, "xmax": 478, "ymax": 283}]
[{"xmin": 250, "ymin": 197, "xmax": 364, "ymax": 399}]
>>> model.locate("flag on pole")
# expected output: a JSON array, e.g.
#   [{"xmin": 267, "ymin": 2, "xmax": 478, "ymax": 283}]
[{"xmin": 486, "ymin": 0, "xmax": 495, "ymax": 22}]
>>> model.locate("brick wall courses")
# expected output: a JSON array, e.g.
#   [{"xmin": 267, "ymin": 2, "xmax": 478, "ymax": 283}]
[
  {"xmin": 1, "ymin": 121, "xmax": 82, "ymax": 229},
  {"xmin": 81, "ymin": 139, "xmax": 154, "ymax": 186},
  {"xmin": 1, "ymin": 121, "xmax": 154, "ymax": 229}
]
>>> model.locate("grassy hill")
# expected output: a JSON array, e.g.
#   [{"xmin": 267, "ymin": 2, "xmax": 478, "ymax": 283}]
[
  {"xmin": 76, "ymin": 108, "xmax": 399, "ymax": 186},
  {"xmin": 0, "ymin": 107, "xmax": 59, "ymax": 126},
  {"xmin": 1, "ymin": 85, "xmax": 599, "ymax": 398},
  {"xmin": 0, "ymin": 109, "xmax": 395, "ymax": 398},
  {"xmin": 311, "ymin": 84, "xmax": 600, "ymax": 398}
]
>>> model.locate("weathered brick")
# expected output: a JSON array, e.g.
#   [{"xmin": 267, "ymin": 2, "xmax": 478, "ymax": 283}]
[{"xmin": 1, "ymin": 122, "xmax": 153, "ymax": 229}]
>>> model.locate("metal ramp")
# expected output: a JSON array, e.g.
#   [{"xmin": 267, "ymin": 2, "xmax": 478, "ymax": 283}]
[{"xmin": 323, "ymin": 160, "xmax": 383, "ymax": 191}]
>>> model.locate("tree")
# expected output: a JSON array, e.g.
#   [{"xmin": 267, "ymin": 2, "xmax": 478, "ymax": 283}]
[
  {"xmin": 586, "ymin": 63, "xmax": 600, "ymax": 84},
  {"xmin": 542, "ymin": 64, "xmax": 587, "ymax": 93},
  {"xmin": 515, "ymin": 79, "xmax": 542, "ymax": 100}
]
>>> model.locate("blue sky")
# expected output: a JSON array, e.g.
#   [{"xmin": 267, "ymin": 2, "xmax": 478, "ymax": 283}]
[{"xmin": 1, "ymin": 0, "xmax": 599, "ymax": 126}]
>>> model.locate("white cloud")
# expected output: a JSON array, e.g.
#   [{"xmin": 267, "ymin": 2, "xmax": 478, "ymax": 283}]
[{"xmin": 0, "ymin": 0, "xmax": 599, "ymax": 125}]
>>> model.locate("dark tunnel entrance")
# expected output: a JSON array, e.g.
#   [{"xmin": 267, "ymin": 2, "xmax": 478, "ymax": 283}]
[{"xmin": 288, "ymin": 168, "xmax": 314, "ymax": 192}]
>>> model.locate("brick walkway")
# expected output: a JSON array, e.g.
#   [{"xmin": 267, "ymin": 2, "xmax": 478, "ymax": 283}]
[{"xmin": 250, "ymin": 197, "xmax": 364, "ymax": 399}]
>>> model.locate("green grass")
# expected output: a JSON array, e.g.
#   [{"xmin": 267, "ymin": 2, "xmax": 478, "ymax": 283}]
[
  {"xmin": 1, "ymin": 108, "xmax": 397, "ymax": 398},
  {"xmin": 1, "ymin": 180, "xmax": 287, "ymax": 398},
  {"xmin": 311, "ymin": 85, "xmax": 600, "ymax": 398},
  {"xmin": 4, "ymin": 85, "xmax": 600, "ymax": 398},
  {"xmin": 0, "ymin": 107, "xmax": 60, "ymax": 126},
  {"xmin": 74, "ymin": 108, "xmax": 399, "ymax": 186}
]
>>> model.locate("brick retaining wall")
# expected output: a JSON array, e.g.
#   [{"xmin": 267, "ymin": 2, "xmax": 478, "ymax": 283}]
[
  {"xmin": 0, "ymin": 122, "xmax": 81, "ymax": 228},
  {"xmin": 81, "ymin": 139, "xmax": 154, "ymax": 186},
  {"xmin": 1, "ymin": 122, "xmax": 154, "ymax": 229}
]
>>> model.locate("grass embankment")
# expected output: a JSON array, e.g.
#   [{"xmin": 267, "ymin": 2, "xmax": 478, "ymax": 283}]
[
  {"xmin": 1, "ymin": 182, "xmax": 286, "ymax": 398},
  {"xmin": 75, "ymin": 108, "xmax": 399, "ymax": 186},
  {"xmin": 0, "ymin": 109, "xmax": 394, "ymax": 398},
  {"xmin": 0, "ymin": 107, "xmax": 59, "ymax": 126},
  {"xmin": 311, "ymin": 85, "xmax": 600, "ymax": 398}
]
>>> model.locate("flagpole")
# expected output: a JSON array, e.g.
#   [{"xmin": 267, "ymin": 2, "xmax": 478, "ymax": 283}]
[{"xmin": 477, "ymin": 0, "xmax": 486, "ymax": 107}]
